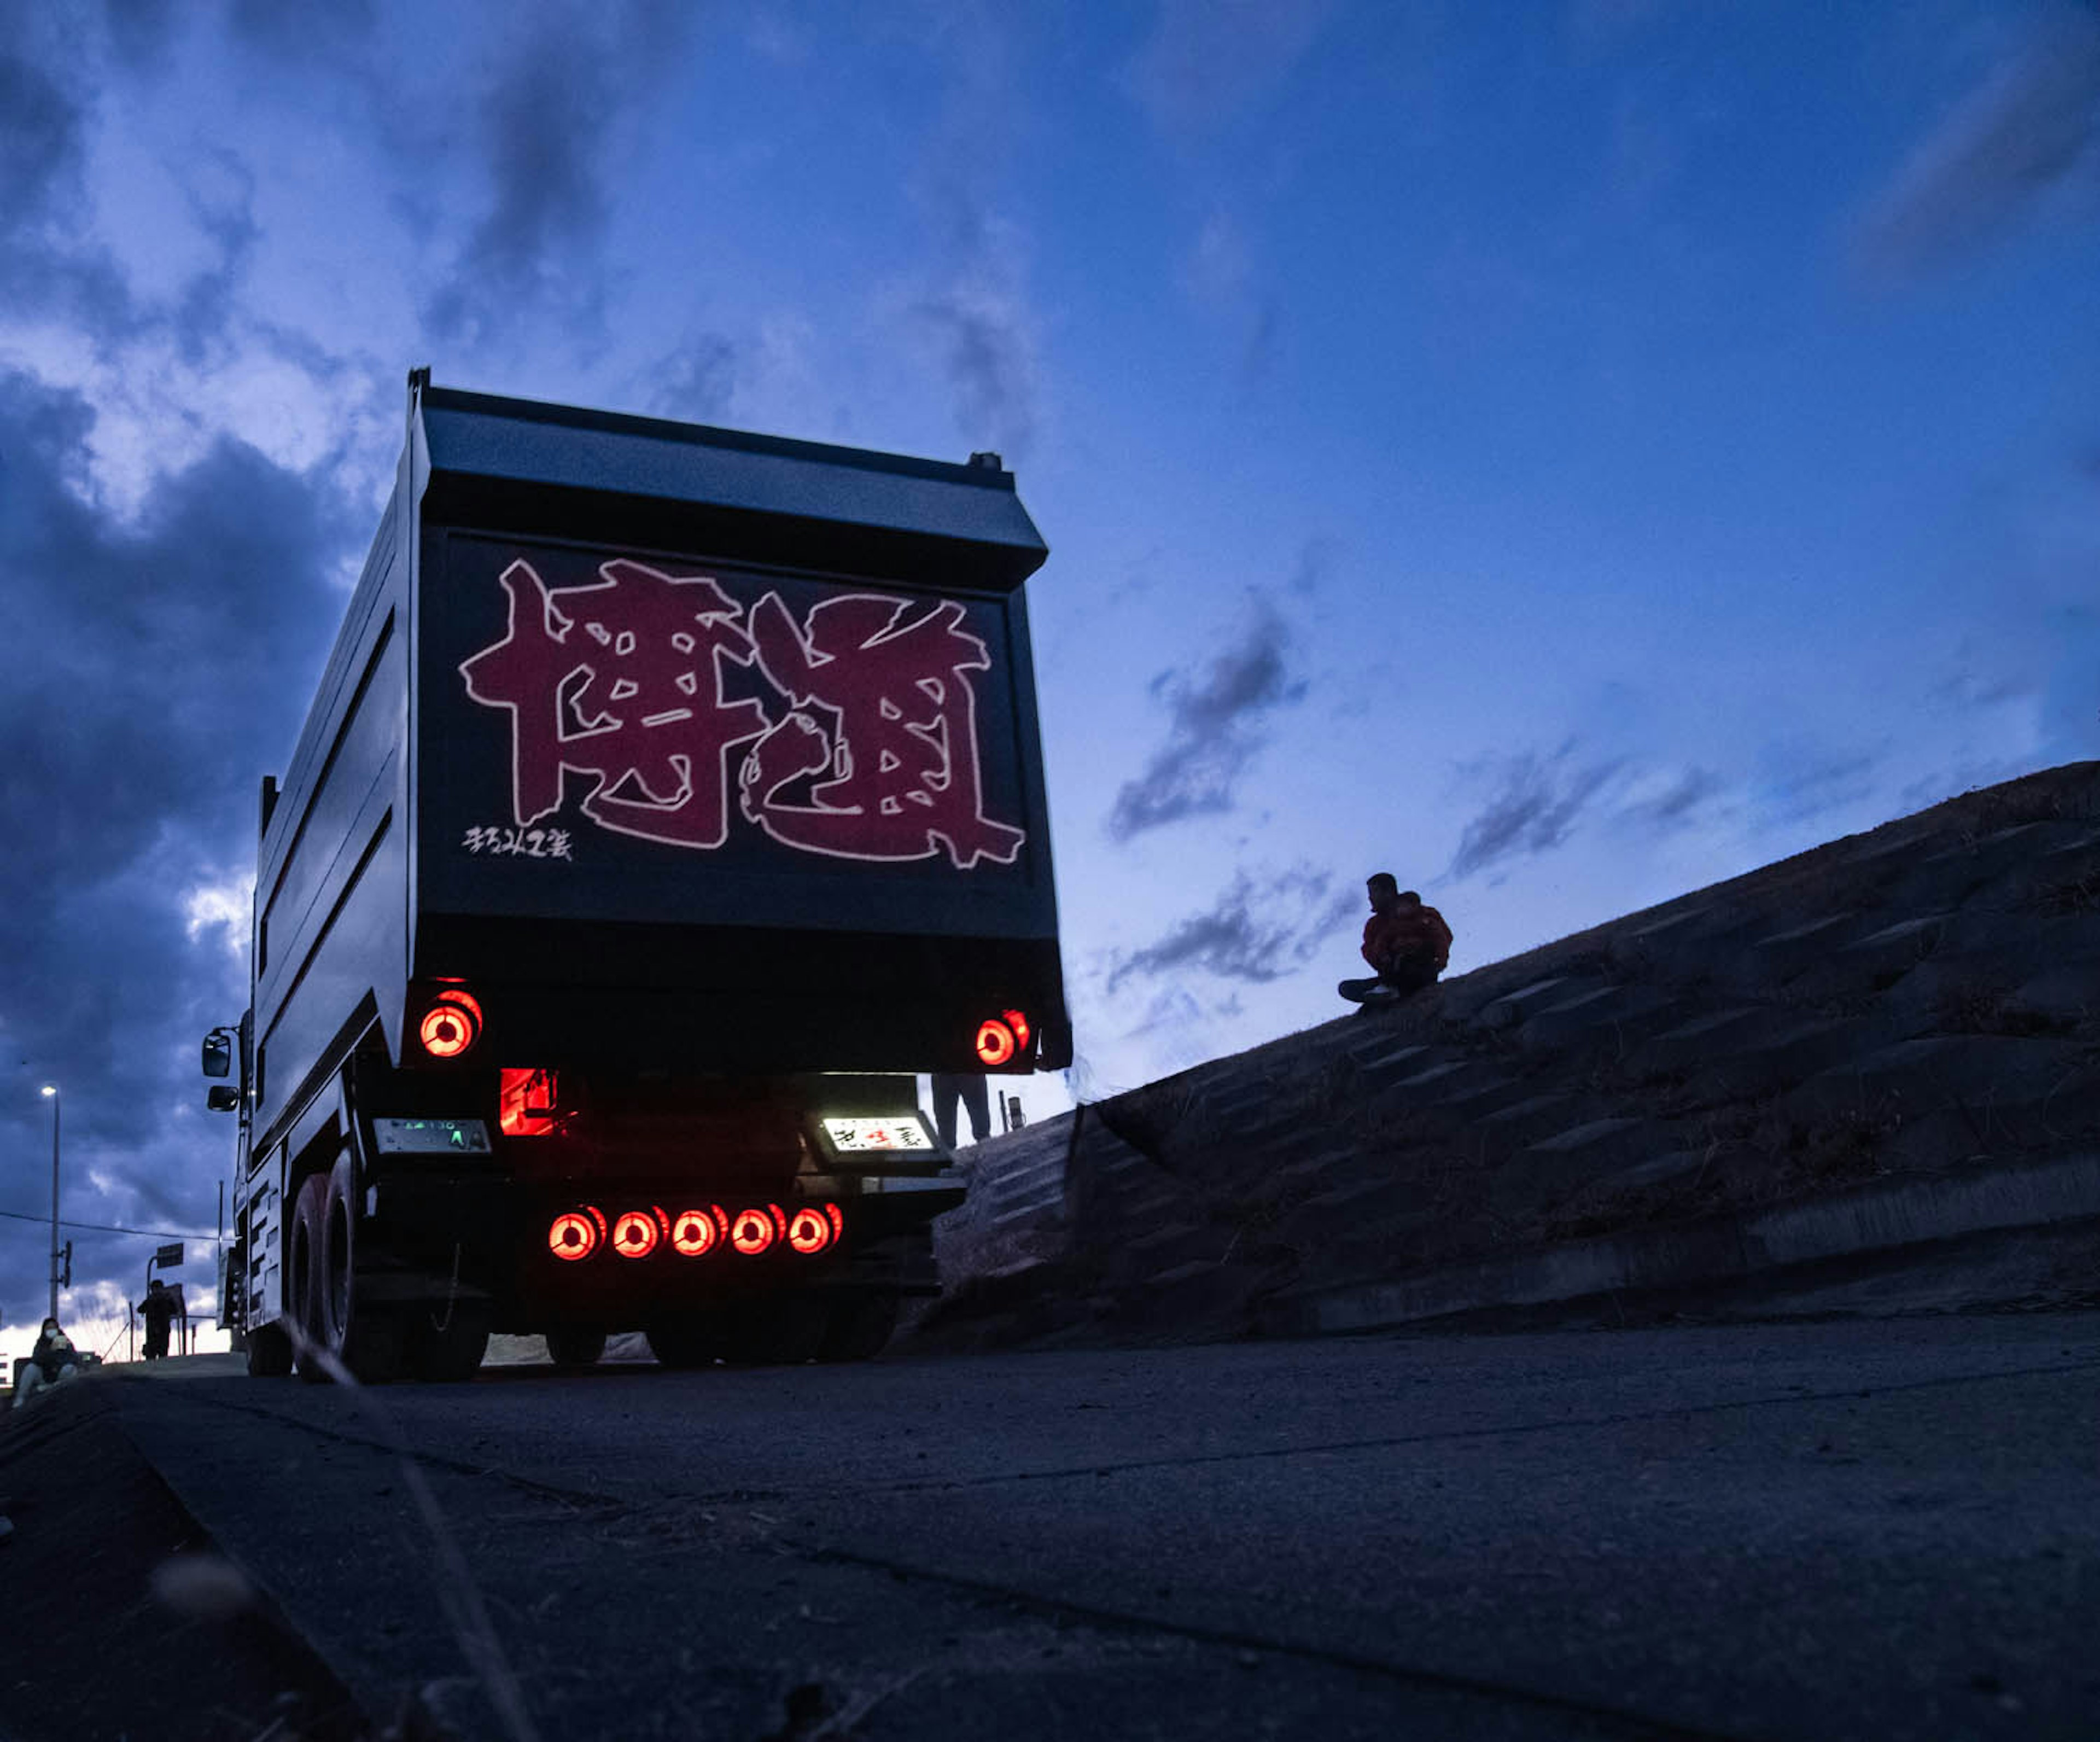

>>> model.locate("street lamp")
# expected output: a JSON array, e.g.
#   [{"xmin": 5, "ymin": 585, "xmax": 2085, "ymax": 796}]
[{"xmin": 40, "ymin": 1085, "xmax": 59, "ymax": 1321}]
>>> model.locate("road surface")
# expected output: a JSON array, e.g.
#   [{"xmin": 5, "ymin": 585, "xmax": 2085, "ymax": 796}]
[{"xmin": 19, "ymin": 1312, "xmax": 2100, "ymax": 1740}]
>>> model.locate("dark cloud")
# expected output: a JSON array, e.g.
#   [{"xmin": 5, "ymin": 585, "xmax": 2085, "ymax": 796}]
[
  {"xmin": 1858, "ymin": 3, "xmax": 2100, "ymax": 278},
  {"xmin": 1444, "ymin": 740, "xmax": 1628, "ymax": 882},
  {"xmin": 1748, "ymin": 747, "xmax": 1881, "ymax": 830},
  {"xmin": 644, "ymin": 334, "xmax": 738, "ymax": 424},
  {"xmin": 426, "ymin": 3, "xmax": 693, "ymax": 342},
  {"xmin": 226, "ymin": 0, "xmax": 376, "ymax": 60},
  {"xmin": 101, "ymin": 0, "xmax": 179, "ymax": 71},
  {"xmin": 914, "ymin": 293, "xmax": 1037, "ymax": 458},
  {"xmin": 0, "ymin": 50, "xmax": 85, "ymax": 233},
  {"xmin": 1108, "ymin": 595, "xmax": 1306, "ymax": 841},
  {"xmin": 1106, "ymin": 867, "xmax": 1355, "ymax": 993},
  {"xmin": 1624, "ymin": 764, "xmax": 1723, "ymax": 829},
  {"xmin": 0, "ymin": 370, "xmax": 353, "ymax": 1322}
]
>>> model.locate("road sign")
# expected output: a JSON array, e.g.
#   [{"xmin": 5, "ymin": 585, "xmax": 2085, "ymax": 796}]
[{"xmin": 154, "ymin": 1242, "xmax": 184, "ymax": 1267}]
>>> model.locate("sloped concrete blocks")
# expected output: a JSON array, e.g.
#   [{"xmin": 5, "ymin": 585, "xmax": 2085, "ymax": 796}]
[
  {"xmin": 1780, "ymin": 1035, "xmax": 2096, "ymax": 1128},
  {"xmin": 921, "ymin": 761, "xmax": 2100, "ymax": 1350},
  {"xmin": 1514, "ymin": 984, "xmax": 1681, "ymax": 1056}
]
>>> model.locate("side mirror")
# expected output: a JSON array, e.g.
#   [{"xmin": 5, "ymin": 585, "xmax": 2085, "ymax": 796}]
[
  {"xmin": 202, "ymin": 1032, "xmax": 232, "ymax": 1079},
  {"xmin": 206, "ymin": 1086, "xmax": 241, "ymax": 1113}
]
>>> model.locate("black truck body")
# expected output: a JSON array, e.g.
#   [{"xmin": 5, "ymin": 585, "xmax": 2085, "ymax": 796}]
[{"xmin": 207, "ymin": 376, "xmax": 1066, "ymax": 1379}]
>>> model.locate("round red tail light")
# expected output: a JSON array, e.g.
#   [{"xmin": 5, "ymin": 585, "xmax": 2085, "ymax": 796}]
[
  {"xmin": 1002, "ymin": 1009, "xmax": 1031, "ymax": 1050},
  {"xmin": 670, "ymin": 1209, "xmax": 719, "ymax": 1257},
  {"xmin": 611, "ymin": 1210, "xmax": 662, "ymax": 1259},
  {"xmin": 786, "ymin": 1207, "xmax": 832, "ymax": 1255},
  {"xmin": 975, "ymin": 1017, "xmax": 1016, "ymax": 1067},
  {"xmin": 419, "ymin": 989, "xmax": 483, "ymax": 1059},
  {"xmin": 728, "ymin": 1208, "xmax": 775, "ymax": 1255},
  {"xmin": 548, "ymin": 1211, "xmax": 597, "ymax": 1262}
]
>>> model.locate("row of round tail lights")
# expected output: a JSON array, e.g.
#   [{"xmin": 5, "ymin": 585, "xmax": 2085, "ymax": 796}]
[{"xmin": 547, "ymin": 1202, "xmax": 842, "ymax": 1263}]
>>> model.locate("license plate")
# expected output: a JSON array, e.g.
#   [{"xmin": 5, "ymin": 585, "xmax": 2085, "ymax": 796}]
[{"xmin": 821, "ymin": 1116, "xmax": 934, "ymax": 1153}]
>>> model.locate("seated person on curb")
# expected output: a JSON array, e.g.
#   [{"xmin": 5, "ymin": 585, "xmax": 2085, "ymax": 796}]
[
  {"xmin": 1339, "ymin": 874, "xmax": 1453, "ymax": 1005},
  {"xmin": 13, "ymin": 1318, "xmax": 79, "ymax": 1409}
]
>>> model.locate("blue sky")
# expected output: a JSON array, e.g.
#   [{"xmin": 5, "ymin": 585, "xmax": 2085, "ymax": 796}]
[{"xmin": 2, "ymin": 0, "xmax": 2096, "ymax": 1349}]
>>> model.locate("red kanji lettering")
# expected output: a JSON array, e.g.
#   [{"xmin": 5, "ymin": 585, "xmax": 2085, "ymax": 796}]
[
  {"xmin": 460, "ymin": 558, "xmax": 768, "ymax": 848},
  {"xmin": 740, "ymin": 592, "xmax": 1025, "ymax": 868}
]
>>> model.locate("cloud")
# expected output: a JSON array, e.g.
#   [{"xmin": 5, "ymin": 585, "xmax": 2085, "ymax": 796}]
[
  {"xmin": 1745, "ymin": 744, "xmax": 1881, "ymax": 831},
  {"xmin": 1106, "ymin": 866, "xmax": 1355, "ymax": 994},
  {"xmin": 1619, "ymin": 763, "xmax": 1723, "ymax": 830},
  {"xmin": 1123, "ymin": 0, "xmax": 1340, "ymax": 139},
  {"xmin": 913, "ymin": 280, "xmax": 1039, "ymax": 457},
  {"xmin": 1857, "ymin": 3, "xmax": 2100, "ymax": 278},
  {"xmin": 425, "ymin": 3, "xmax": 694, "ymax": 342},
  {"xmin": 643, "ymin": 334, "xmax": 739, "ymax": 423},
  {"xmin": 0, "ymin": 370, "xmax": 352, "ymax": 1320},
  {"xmin": 1108, "ymin": 594, "xmax": 1307, "ymax": 840},
  {"xmin": 1444, "ymin": 739, "xmax": 1628, "ymax": 882},
  {"xmin": 0, "ymin": 50, "xmax": 84, "ymax": 234},
  {"xmin": 101, "ymin": 0, "xmax": 179, "ymax": 71},
  {"xmin": 226, "ymin": 0, "xmax": 376, "ymax": 62}
]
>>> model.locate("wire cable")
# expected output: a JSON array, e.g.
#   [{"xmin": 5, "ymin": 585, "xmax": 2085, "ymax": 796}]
[{"xmin": 0, "ymin": 1206, "xmax": 214, "ymax": 1242}]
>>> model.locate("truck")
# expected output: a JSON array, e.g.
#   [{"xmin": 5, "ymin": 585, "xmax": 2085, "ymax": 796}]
[{"xmin": 201, "ymin": 372, "xmax": 1069, "ymax": 1382}]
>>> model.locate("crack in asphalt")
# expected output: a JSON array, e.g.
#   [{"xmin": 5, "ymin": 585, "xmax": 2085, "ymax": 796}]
[
  {"xmin": 760, "ymin": 1353, "xmax": 2100, "ymax": 1503},
  {"xmin": 789, "ymin": 1540, "xmax": 1757, "ymax": 1742},
  {"xmin": 144, "ymin": 1350, "xmax": 2100, "ymax": 1514}
]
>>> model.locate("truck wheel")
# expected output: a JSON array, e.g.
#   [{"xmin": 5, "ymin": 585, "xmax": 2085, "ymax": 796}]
[
  {"xmin": 817, "ymin": 1291, "xmax": 900, "ymax": 1362},
  {"xmin": 406, "ymin": 1304, "xmax": 489, "ymax": 1383},
  {"xmin": 322, "ymin": 1153, "xmax": 403, "ymax": 1383},
  {"xmin": 645, "ymin": 1316, "xmax": 721, "ymax": 1370},
  {"xmin": 245, "ymin": 1321, "xmax": 294, "ymax": 1378},
  {"xmin": 545, "ymin": 1328, "xmax": 608, "ymax": 1368},
  {"xmin": 718, "ymin": 1295, "xmax": 828, "ymax": 1366},
  {"xmin": 289, "ymin": 1174, "xmax": 331, "ymax": 1383}
]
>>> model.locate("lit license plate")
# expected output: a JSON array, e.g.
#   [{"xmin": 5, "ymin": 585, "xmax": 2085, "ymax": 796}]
[{"xmin": 821, "ymin": 1116, "xmax": 933, "ymax": 1152}]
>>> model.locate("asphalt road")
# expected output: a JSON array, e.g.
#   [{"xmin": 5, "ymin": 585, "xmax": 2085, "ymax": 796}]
[{"xmin": 80, "ymin": 1313, "xmax": 2100, "ymax": 1741}]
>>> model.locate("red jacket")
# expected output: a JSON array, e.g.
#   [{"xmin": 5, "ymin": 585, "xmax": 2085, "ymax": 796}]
[{"xmin": 1362, "ymin": 903, "xmax": 1452, "ymax": 972}]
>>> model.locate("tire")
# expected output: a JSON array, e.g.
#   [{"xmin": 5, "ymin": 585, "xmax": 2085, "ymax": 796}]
[
  {"xmin": 244, "ymin": 1321, "xmax": 294, "ymax": 1378},
  {"xmin": 322, "ymin": 1152, "xmax": 402, "ymax": 1383},
  {"xmin": 717, "ymin": 1295, "xmax": 828, "ymax": 1367},
  {"xmin": 545, "ymin": 1327, "xmax": 608, "ymax": 1368},
  {"xmin": 405, "ymin": 1302, "xmax": 490, "ymax": 1383},
  {"xmin": 817, "ymin": 1290, "xmax": 900, "ymax": 1363},
  {"xmin": 289, "ymin": 1174, "xmax": 331, "ymax": 1383},
  {"xmin": 645, "ymin": 1316, "xmax": 721, "ymax": 1370}
]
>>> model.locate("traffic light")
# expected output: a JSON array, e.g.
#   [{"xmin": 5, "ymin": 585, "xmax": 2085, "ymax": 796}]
[{"xmin": 60, "ymin": 1240, "xmax": 71, "ymax": 1287}]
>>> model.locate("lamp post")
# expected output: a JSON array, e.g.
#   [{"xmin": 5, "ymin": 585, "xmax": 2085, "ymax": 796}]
[{"xmin": 40, "ymin": 1085, "xmax": 59, "ymax": 1321}]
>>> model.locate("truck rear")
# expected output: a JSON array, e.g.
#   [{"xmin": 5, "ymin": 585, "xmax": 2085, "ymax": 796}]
[{"xmin": 204, "ymin": 374, "xmax": 1068, "ymax": 1380}]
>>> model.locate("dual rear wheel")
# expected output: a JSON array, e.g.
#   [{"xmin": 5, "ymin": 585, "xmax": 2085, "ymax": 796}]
[{"xmin": 270, "ymin": 1157, "xmax": 487, "ymax": 1384}]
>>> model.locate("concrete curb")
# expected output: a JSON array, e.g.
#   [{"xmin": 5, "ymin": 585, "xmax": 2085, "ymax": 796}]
[{"xmin": 1259, "ymin": 1149, "xmax": 2100, "ymax": 1337}]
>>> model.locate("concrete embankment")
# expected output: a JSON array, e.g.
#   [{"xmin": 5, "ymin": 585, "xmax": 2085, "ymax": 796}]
[{"xmin": 912, "ymin": 760, "xmax": 2100, "ymax": 1349}]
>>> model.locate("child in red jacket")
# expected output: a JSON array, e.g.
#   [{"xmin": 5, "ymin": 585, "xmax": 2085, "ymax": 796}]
[{"xmin": 1339, "ymin": 873, "xmax": 1452, "ymax": 1005}]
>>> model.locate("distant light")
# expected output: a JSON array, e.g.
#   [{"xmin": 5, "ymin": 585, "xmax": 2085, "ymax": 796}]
[{"xmin": 40, "ymin": 1085, "xmax": 56, "ymax": 1098}]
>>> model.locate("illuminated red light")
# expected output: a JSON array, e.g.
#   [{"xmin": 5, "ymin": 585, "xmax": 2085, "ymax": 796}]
[
  {"xmin": 419, "ymin": 990, "xmax": 483, "ymax": 1059},
  {"xmin": 1002, "ymin": 1009, "xmax": 1031, "ymax": 1050},
  {"xmin": 499, "ymin": 1067, "xmax": 559, "ymax": 1137},
  {"xmin": 670, "ymin": 1209, "xmax": 718, "ymax": 1257},
  {"xmin": 824, "ymin": 1202, "xmax": 843, "ymax": 1241},
  {"xmin": 611, "ymin": 1210, "xmax": 661, "ymax": 1258},
  {"xmin": 548, "ymin": 1211, "xmax": 597, "ymax": 1261},
  {"xmin": 974, "ymin": 1018, "xmax": 1016, "ymax": 1067},
  {"xmin": 786, "ymin": 1207, "xmax": 832, "ymax": 1255},
  {"xmin": 729, "ymin": 1208, "xmax": 775, "ymax": 1256}
]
